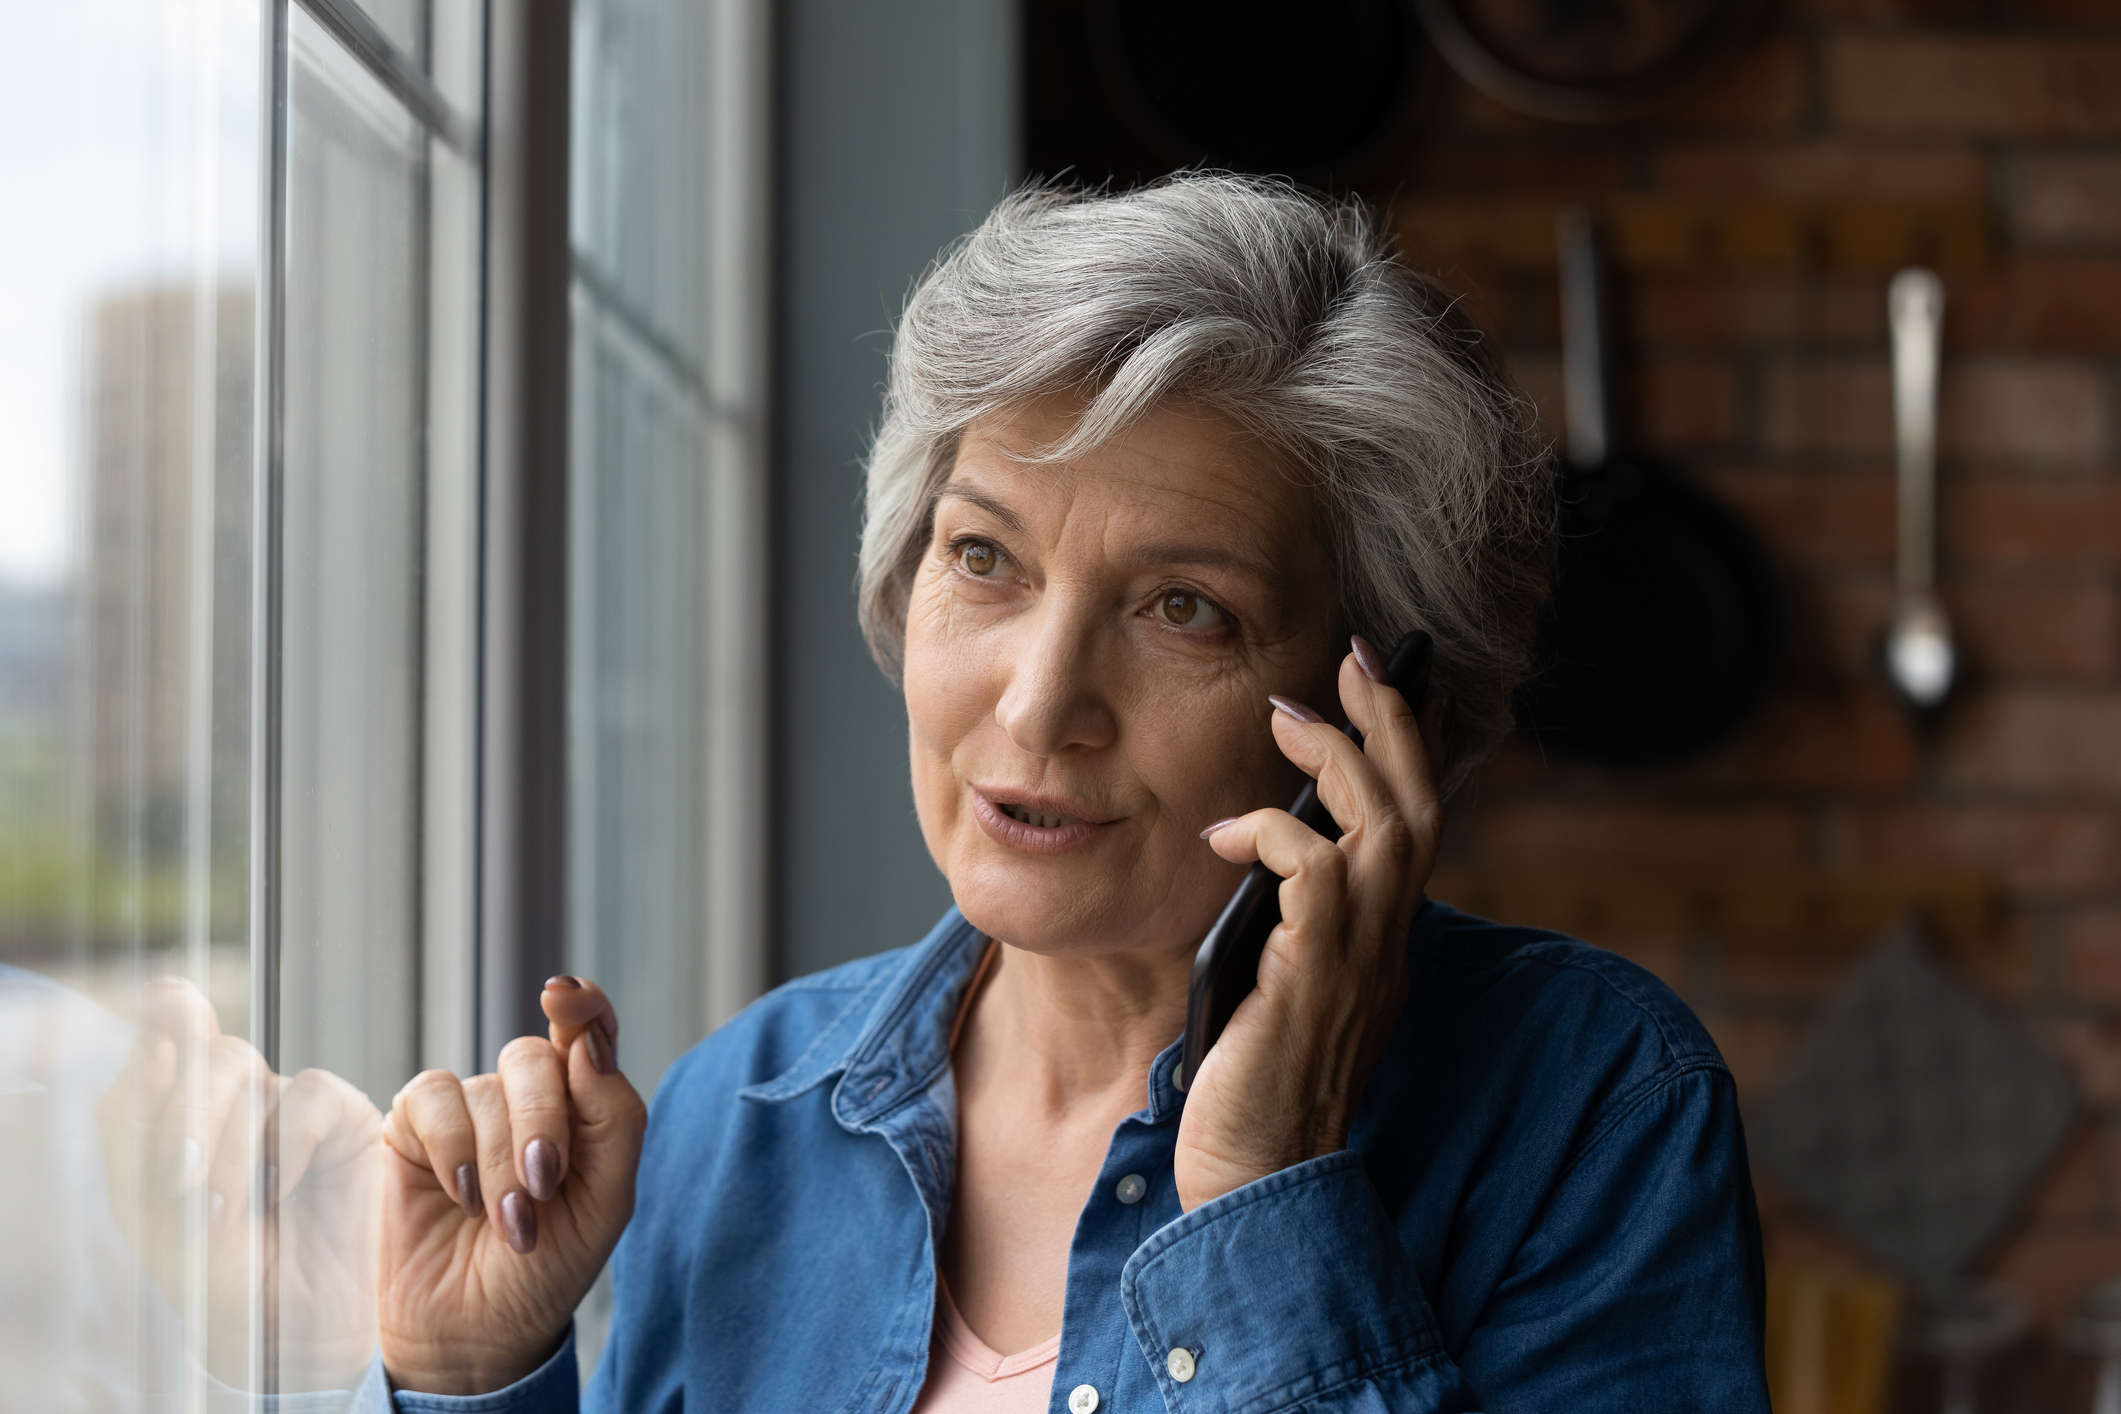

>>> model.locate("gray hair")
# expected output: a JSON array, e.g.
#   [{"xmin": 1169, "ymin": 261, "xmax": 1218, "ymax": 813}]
[{"xmin": 857, "ymin": 174, "xmax": 1555, "ymax": 794}]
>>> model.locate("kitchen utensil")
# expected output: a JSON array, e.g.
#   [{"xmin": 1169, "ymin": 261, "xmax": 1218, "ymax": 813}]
[
  {"xmin": 1884, "ymin": 268, "xmax": 1956, "ymax": 715},
  {"xmin": 1412, "ymin": 0, "xmax": 1768, "ymax": 123},
  {"xmin": 1752, "ymin": 924, "xmax": 2076, "ymax": 1291},
  {"xmin": 1516, "ymin": 207, "xmax": 1780, "ymax": 766}
]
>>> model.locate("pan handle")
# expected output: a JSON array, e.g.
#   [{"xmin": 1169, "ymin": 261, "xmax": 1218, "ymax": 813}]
[
  {"xmin": 1888, "ymin": 268, "xmax": 1944, "ymax": 599},
  {"xmin": 1558, "ymin": 206, "xmax": 1611, "ymax": 469}
]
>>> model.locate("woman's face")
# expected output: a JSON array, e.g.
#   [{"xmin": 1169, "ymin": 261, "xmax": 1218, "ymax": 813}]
[{"xmin": 903, "ymin": 396, "xmax": 1343, "ymax": 963}]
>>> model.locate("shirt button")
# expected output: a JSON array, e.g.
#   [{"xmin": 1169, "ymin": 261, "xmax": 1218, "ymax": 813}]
[
  {"xmin": 1167, "ymin": 1347, "xmax": 1196, "ymax": 1383},
  {"xmin": 1115, "ymin": 1172, "xmax": 1147, "ymax": 1204},
  {"xmin": 1067, "ymin": 1384, "xmax": 1100, "ymax": 1413}
]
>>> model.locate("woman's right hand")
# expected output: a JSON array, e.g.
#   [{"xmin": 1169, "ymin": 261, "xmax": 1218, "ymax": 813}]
[{"xmin": 378, "ymin": 977, "xmax": 647, "ymax": 1396}]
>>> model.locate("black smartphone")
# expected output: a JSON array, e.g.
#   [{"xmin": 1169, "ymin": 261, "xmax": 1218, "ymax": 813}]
[{"xmin": 1176, "ymin": 630, "xmax": 1433, "ymax": 1093}]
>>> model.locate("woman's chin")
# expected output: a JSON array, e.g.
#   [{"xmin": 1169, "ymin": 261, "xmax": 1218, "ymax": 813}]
[{"xmin": 948, "ymin": 842, "xmax": 1216, "ymax": 961}]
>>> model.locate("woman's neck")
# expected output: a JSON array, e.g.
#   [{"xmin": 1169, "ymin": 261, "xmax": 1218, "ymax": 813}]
[{"xmin": 954, "ymin": 937, "xmax": 1191, "ymax": 1109}]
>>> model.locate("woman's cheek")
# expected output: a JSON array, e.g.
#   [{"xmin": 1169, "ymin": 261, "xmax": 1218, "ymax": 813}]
[
  {"xmin": 902, "ymin": 581, "xmax": 1003, "ymax": 848},
  {"xmin": 904, "ymin": 585, "xmax": 1001, "ymax": 738},
  {"xmin": 1126, "ymin": 668, "xmax": 1289, "ymax": 826}
]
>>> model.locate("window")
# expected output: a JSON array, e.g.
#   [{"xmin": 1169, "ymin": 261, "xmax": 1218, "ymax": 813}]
[{"xmin": 0, "ymin": 0, "xmax": 767, "ymax": 1398}]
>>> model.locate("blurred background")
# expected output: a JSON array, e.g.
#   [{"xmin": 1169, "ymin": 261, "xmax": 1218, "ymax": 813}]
[{"xmin": 1, "ymin": 0, "xmax": 2117, "ymax": 1408}]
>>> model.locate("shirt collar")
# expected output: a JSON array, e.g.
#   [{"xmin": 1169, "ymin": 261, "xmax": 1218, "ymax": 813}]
[
  {"xmin": 737, "ymin": 908, "xmax": 985, "ymax": 1125},
  {"xmin": 739, "ymin": 907, "xmax": 1190, "ymax": 1127}
]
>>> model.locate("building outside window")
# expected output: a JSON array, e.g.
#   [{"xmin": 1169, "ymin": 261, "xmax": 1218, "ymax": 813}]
[{"xmin": 0, "ymin": 0, "xmax": 767, "ymax": 1400}]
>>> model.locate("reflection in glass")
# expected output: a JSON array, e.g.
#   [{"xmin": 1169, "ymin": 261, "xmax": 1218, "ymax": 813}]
[{"xmin": 2, "ymin": 0, "xmax": 484, "ymax": 1404}]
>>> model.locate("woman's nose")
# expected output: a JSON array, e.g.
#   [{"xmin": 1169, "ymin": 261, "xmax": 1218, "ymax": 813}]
[{"xmin": 993, "ymin": 601, "xmax": 1118, "ymax": 758}]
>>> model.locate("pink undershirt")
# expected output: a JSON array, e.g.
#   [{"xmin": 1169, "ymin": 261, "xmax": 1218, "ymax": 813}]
[
  {"xmin": 909, "ymin": 1280, "xmax": 1061, "ymax": 1414},
  {"xmin": 912, "ymin": 940, "xmax": 1059, "ymax": 1414}
]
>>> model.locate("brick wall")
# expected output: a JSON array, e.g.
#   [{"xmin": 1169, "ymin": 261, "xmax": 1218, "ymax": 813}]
[{"xmin": 1388, "ymin": 2, "xmax": 2121, "ymax": 1401}]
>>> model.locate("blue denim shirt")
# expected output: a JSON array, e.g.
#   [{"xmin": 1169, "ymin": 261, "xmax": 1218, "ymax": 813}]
[{"xmin": 370, "ymin": 901, "xmax": 1768, "ymax": 1413}]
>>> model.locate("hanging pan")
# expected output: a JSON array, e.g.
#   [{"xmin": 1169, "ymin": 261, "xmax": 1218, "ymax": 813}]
[{"xmin": 1517, "ymin": 209, "xmax": 1781, "ymax": 768}]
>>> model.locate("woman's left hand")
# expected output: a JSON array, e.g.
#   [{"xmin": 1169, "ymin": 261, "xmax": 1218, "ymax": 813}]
[{"xmin": 1175, "ymin": 641, "xmax": 1445, "ymax": 1211}]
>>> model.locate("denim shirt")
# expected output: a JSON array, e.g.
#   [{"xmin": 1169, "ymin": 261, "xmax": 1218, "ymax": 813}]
[{"xmin": 370, "ymin": 901, "xmax": 1769, "ymax": 1414}]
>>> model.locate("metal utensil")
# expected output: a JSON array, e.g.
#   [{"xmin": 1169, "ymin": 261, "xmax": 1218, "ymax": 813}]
[{"xmin": 1885, "ymin": 268, "xmax": 1956, "ymax": 714}]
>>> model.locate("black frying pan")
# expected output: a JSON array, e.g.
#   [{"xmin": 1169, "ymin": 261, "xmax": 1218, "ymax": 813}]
[{"xmin": 1517, "ymin": 209, "xmax": 1780, "ymax": 767}]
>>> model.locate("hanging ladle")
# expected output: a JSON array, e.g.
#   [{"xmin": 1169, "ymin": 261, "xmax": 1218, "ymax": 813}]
[{"xmin": 1884, "ymin": 268, "xmax": 1956, "ymax": 715}]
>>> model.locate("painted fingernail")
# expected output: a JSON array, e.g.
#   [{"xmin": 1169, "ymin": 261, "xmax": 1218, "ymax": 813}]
[
  {"xmin": 524, "ymin": 1138, "xmax": 561, "ymax": 1201},
  {"xmin": 1199, "ymin": 817, "xmax": 1240, "ymax": 839},
  {"xmin": 501, "ymin": 1189, "xmax": 537, "ymax": 1254},
  {"xmin": 1267, "ymin": 694, "xmax": 1325, "ymax": 724},
  {"xmin": 455, "ymin": 1162, "xmax": 482, "ymax": 1218},
  {"xmin": 1350, "ymin": 634, "xmax": 1389, "ymax": 685},
  {"xmin": 545, "ymin": 974, "xmax": 581, "ymax": 990},
  {"xmin": 583, "ymin": 1021, "xmax": 616, "ymax": 1075}
]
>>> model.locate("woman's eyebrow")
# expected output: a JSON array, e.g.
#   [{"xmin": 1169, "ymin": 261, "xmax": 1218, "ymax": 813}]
[
  {"xmin": 931, "ymin": 482, "xmax": 1026, "ymax": 533},
  {"xmin": 1123, "ymin": 540, "xmax": 1281, "ymax": 585}
]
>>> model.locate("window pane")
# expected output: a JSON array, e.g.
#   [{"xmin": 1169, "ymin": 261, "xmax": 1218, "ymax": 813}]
[
  {"xmin": 0, "ymin": 0, "xmax": 260, "ymax": 1403},
  {"xmin": 280, "ymin": 6, "xmax": 428, "ymax": 1106},
  {"xmin": 568, "ymin": 0, "xmax": 717, "ymax": 1104},
  {"xmin": 352, "ymin": 0, "xmax": 430, "ymax": 72},
  {"xmin": 1, "ymin": 0, "xmax": 486, "ymax": 1401}
]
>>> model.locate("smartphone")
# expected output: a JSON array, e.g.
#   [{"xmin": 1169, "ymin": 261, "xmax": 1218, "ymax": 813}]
[{"xmin": 1176, "ymin": 630, "xmax": 1433, "ymax": 1093}]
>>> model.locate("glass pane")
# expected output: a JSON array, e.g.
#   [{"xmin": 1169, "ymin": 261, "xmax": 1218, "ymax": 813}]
[
  {"xmin": 281, "ymin": 3, "xmax": 426, "ymax": 1109},
  {"xmin": 567, "ymin": 0, "xmax": 716, "ymax": 1105},
  {"xmin": 0, "ymin": 0, "xmax": 486, "ymax": 1401},
  {"xmin": 0, "ymin": 0, "xmax": 260, "ymax": 1404},
  {"xmin": 354, "ymin": 0, "xmax": 430, "ymax": 74}
]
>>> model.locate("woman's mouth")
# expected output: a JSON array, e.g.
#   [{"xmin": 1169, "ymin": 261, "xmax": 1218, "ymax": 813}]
[
  {"xmin": 999, "ymin": 802, "xmax": 1079, "ymax": 829},
  {"xmin": 971, "ymin": 791, "xmax": 1112, "ymax": 855}
]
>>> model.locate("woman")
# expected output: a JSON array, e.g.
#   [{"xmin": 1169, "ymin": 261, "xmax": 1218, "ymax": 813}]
[{"xmin": 368, "ymin": 176, "xmax": 1768, "ymax": 1413}]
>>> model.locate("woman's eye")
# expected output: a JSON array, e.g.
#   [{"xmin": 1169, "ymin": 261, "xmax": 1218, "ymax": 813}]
[
  {"xmin": 1152, "ymin": 590, "xmax": 1226, "ymax": 629},
  {"xmin": 957, "ymin": 541, "xmax": 1008, "ymax": 577}
]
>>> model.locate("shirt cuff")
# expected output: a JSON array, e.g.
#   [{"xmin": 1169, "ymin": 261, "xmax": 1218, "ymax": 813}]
[
  {"xmin": 349, "ymin": 1328, "xmax": 578, "ymax": 1414},
  {"xmin": 1119, "ymin": 1152, "xmax": 1475, "ymax": 1414},
  {"xmin": 197, "ymin": 1368, "xmax": 373, "ymax": 1414}
]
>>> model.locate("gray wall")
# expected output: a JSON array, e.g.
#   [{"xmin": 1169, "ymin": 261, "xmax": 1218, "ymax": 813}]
[{"xmin": 774, "ymin": 0, "xmax": 1019, "ymax": 979}]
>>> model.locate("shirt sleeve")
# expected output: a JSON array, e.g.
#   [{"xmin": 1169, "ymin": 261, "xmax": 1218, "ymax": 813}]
[
  {"xmin": 1457, "ymin": 1064, "xmax": 1769, "ymax": 1412},
  {"xmin": 1119, "ymin": 1152, "xmax": 1483, "ymax": 1413},
  {"xmin": 1118, "ymin": 1065, "xmax": 1768, "ymax": 1414},
  {"xmin": 347, "ymin": 1327, "xmax": 580, "ymax": 1414}
]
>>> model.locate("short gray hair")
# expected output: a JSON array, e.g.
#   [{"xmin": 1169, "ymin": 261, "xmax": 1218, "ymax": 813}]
[{"xmin": 858, "ymin": 174, "xmax": 1555, "ymax": 794}]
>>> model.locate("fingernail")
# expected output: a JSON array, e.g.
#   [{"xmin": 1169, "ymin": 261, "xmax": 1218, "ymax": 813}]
[
  {"xmin": 583, "ymin": 1022, "xmax": 616, "ymax": 1075},
  {"xmin": 177, "ymin": 1136, "xmax": 205, "ymax": 1190},
  {"xmin": 456, "ymin": 1162, "xmax": 482, "ymax": 1219},
  {"xmin": 524, "ymin": 1138, "xmax": 561, "ymax": 1201},
  {"xmin": 208, "ymin": 1189, "xmax": 225, "ymax": 1226},
  {"xmin": 600, "ymin": 1016, "xmax": 618, "ymax": 1068},
  {"xmin": 1199, "ymin": 817, "xmax": 1240, "ymax": 839},
  {"xmin": 545, "ymin": 974, "xmax": 581, "ymax": 990},
  {"xmin": 1350, "ymin": 635, "xmax": 1389, "ymax": 685},
  {"xmin": 1267, "ymin": 694, "xmax": 1325, "ymax": 724},
  {"xmin": 501, "ymin": 1189, "xmax": 537, "ymax": 1254}
]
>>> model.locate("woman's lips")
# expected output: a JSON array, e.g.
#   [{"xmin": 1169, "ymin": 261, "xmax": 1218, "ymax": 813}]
[{"xmin": 971, "ymin": 790, "xmax": 1114, "ymax": 855}]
